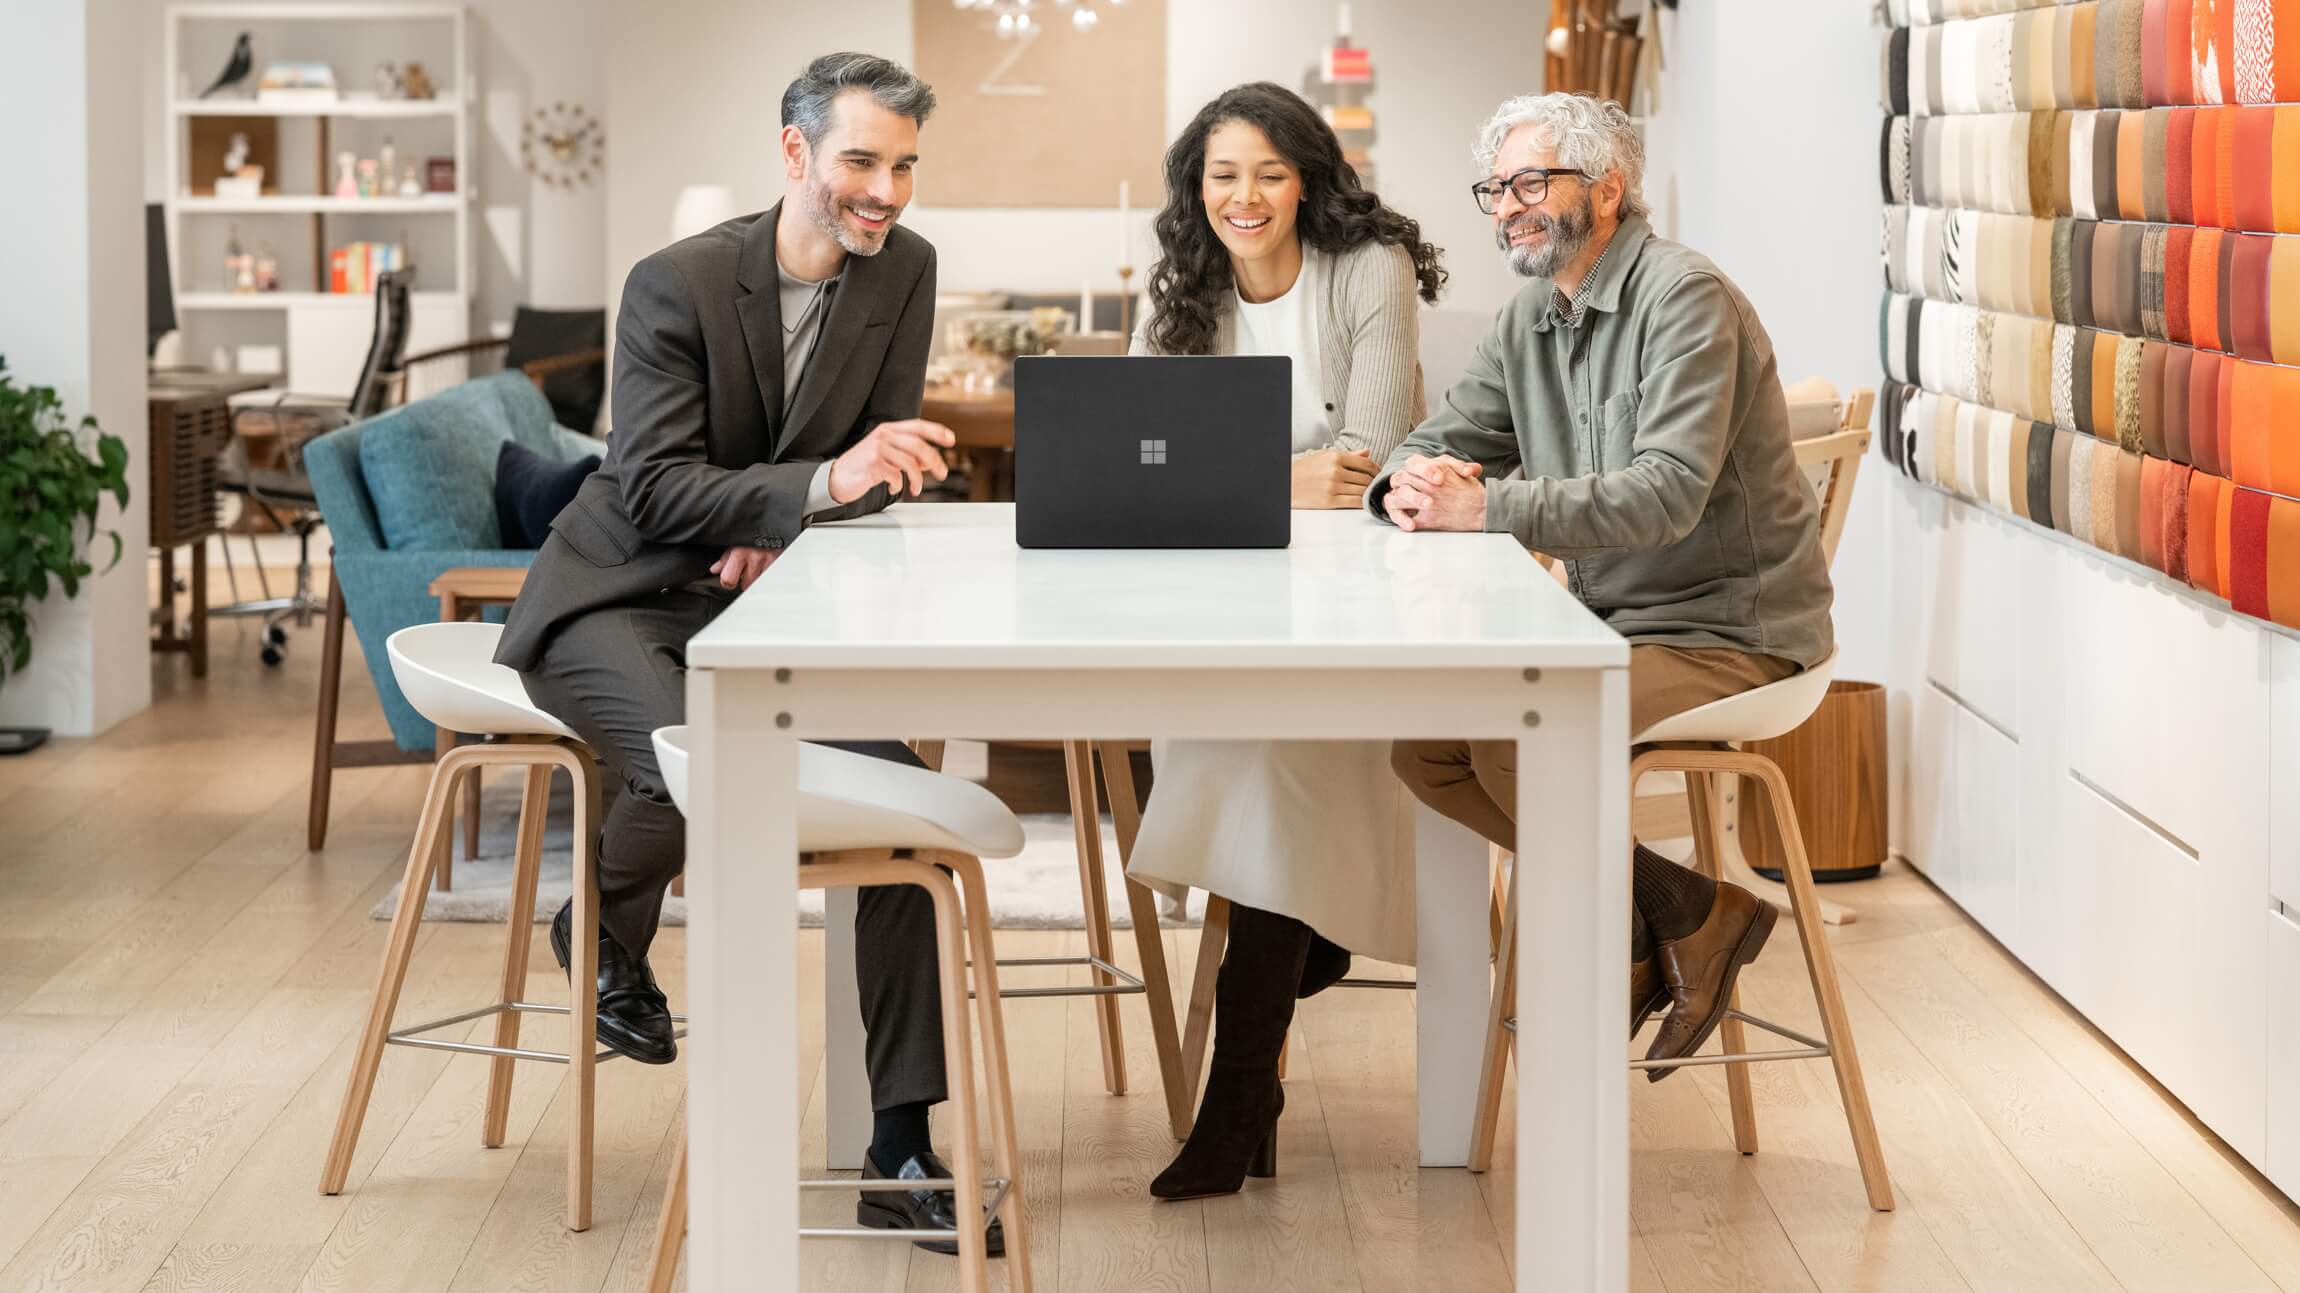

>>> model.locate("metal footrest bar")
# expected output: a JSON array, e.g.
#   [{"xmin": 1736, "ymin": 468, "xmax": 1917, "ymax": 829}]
[
  {"xmin": 1627, "ymin": 1009, "xmax": 1831, "ymax": 1072},
  {"xmin": 384, "ymin": 1000, "xmax": 691, "ymax": 1065},
  {"xmin": 1334, "ymin": 976, "xmax": 1415, "ymax": 990},
  {"xmin": 795, "ymin": 1177, "xmax": 1013, "ymax": 1242},
  {"xmin": 967, "ymin": 953, "xmax": 1145, "ymax": 1000}
]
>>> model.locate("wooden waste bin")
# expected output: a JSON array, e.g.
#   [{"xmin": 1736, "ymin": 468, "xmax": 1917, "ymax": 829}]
[{"xmin": 1736, "ymin": 679, "xmax": 1888, "ymax": 882}]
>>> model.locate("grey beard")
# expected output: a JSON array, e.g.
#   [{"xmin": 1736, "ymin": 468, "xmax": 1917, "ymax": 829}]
[
  {"xmin": 802, "ymin": 175, "xmax": 893, "ymax": 256},
  {"xmin": 1500, "ymin": 202, "xmax": 1593, "ymax": 279}
]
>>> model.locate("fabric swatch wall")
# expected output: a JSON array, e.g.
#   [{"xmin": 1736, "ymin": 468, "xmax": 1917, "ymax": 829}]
[{"xmin": 1878, "ymin": 0, "xmax": 2300, "ymax": 632}]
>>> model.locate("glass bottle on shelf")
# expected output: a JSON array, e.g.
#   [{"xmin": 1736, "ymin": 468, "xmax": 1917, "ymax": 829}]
[
  {"xmin": 255, "ymin": 243, "xmax": 279, "ymax": 293},
  {"xmin": 379, "ymin": 136, "xmax": 397, "ymax": 191},
  {"xmin": 225, "ymin": 224, "xmax": 251, "ymax": 294}
]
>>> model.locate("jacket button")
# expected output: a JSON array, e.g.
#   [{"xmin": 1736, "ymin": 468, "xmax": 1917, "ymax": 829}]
[{"xmin": 1324, "ymin": 402, "xmax": 1335, "ymax": 411}]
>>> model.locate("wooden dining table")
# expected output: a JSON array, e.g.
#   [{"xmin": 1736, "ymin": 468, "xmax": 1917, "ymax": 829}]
[{"xmin": 920, "ymin": 384, "xmax": 1015, "ymax": 501}]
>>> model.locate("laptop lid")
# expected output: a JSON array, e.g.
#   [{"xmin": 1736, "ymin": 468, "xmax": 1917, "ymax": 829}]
[{"xmin": 1012, "ymin": 355, "xmax": 1291, "ymax": 549}]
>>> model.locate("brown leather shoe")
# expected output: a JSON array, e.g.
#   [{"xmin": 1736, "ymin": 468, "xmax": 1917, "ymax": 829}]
[
  {"xmin": 1631, "ymin": 956, "xmax": 1670, "ymax": 1033},
  {"xmin": 1643, "ymin": 883, "xmax": 1777, "ymax": 1082}
]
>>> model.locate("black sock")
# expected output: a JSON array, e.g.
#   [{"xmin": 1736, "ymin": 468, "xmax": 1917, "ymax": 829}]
[
  {"xmin": 1634, "ymin": 844, "xmax": 1718, "ymax": 944},
  {"xmin": 870, "ymin": 1101, "xmax": 934, "ymax": 1170}
]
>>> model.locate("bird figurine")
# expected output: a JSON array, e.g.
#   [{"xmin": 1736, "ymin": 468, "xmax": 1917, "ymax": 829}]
[{"xmin": 199, "ymin": 33, "xmax": 253, "ymax": 100}]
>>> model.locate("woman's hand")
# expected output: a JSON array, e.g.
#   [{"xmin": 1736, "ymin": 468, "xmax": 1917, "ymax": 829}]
[{"xmin": 1291, "ymin": 448, "xmax": 1378, "ymax": 509}]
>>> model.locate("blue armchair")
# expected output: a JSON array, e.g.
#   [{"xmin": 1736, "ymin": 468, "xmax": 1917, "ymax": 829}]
[{"xmin": 301, "ymin": 371, "xmax": 604, "ymax": 851}]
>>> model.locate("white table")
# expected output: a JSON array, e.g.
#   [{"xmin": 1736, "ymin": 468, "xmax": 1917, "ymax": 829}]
[{"xmin": 685, "ymin": 503, "xmax": 1632, "ymax": 1291}]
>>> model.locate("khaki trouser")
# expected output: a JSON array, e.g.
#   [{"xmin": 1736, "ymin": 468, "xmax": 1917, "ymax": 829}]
[{"xmin": 1391, "ymin": 644, "xmax": 1800, "ymax": 854}]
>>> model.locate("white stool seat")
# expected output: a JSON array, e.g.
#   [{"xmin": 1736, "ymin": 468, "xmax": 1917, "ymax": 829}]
[
  {"xmin": 1630, "ymin": 646, "xmax": 1840, "ymax": 745},
  {"xmin": 387, "ymin": 622, "xmax": 577, "ymax": 740},
  {"xmin": 652, "ymin": 726, "xmax": 1026, "ymax": 860}
]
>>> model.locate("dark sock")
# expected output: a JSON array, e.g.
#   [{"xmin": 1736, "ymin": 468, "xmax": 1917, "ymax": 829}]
[
  {"xmin": 869, "ymin": 1101, "xmax": 934, "ymax": 1170},
  {"xmin": 1631, "ymin": 904, "xmax": 1653, "ymax": 963},
  {"xmin": 1633, "ymin": 844, "xmax": 1718, "ymax": 945}
]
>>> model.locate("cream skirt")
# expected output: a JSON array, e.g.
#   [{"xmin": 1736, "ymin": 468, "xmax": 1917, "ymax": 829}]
[{"xmin": 1125, "ymin": 739, "xmax": 1417, "ymax": 965}]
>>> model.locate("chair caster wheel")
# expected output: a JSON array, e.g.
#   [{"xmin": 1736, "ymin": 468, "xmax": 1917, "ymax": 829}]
[
  {"xmin": 261, "ymin": 645, "xmax": 286, "ymax": 667},
  {"xmin": 266, "ymin": 626, "xmax": 289, "ymax": 647}
]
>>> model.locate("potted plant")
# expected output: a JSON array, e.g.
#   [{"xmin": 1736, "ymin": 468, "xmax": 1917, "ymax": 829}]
[{"xmin": 0, "ymin": 356, "xmax": 130, "ymax": 754}]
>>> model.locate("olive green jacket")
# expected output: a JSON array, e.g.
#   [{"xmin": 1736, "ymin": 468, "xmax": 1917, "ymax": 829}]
[{"xmin": 1368, "ymin": 214, "xmax": 1833, "ymax": 667}]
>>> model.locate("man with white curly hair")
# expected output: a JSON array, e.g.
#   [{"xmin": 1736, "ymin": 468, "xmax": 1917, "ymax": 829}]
[{"xmin": 1373, "ymin": 92, "xmax": 1836, "ymax": 1079}]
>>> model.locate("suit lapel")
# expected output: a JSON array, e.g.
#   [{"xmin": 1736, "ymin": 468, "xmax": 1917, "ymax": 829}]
[
  {"xmin": 734, "ymin": 203, "xmax": 787, "ymax": 432},
  {"xmin": 778, "ymin": 243, "xmax": 878, "ymax": 454}
]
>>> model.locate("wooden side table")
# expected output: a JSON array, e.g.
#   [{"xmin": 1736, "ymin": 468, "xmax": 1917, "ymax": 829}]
[
  {"xmin": 921, "ymin": 385, "xmax": 1015, "ymax": 502},
  {"xmin": 147, "ymin": 369, "xmax": 277, "ymax": 677},
  {"xmin": 428, "ymin": 566, "xmax": 530, "ymax": 890}
]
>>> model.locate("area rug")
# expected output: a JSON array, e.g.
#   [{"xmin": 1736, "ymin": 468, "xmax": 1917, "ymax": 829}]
[{"xmin": 368, "ymin": 774, "xmax": 1209, "ymax": 930}]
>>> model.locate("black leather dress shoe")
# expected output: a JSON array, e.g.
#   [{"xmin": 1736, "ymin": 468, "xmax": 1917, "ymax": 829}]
[
  {"xmin": 550, "ymin": 900, "xmax": 677, "ymax": 1065},
  {"xmin": 858, "ymin": 1150, "xmax": 1006, "ymax": 1257}
]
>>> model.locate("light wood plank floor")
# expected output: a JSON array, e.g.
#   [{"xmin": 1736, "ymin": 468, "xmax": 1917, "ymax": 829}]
[{"xmin": 2, "ymin": 591, "xmax": 2296, "ymax": 1291}]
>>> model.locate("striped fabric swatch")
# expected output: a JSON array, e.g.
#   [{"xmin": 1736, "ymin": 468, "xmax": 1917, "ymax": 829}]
[{"xmin": 1890, "ymin": 1, "xmax": 2300, "ymax": 111}]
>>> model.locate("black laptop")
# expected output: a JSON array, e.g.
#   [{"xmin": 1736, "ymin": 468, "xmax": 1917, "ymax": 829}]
[{"xmin": 1012, "ymin": 355, "xmax": 1291, "ymax": 548}]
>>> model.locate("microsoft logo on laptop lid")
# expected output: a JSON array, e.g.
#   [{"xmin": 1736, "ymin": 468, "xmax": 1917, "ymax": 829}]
[{"xmin": 1139, "ymin": 438, "xmax": 1167, "ymax": 465}]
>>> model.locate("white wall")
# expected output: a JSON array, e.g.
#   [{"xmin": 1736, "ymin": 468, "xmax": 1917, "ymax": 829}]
[
  {"xmin": 1641, "ymin": 0, "xmax": 1889, "ymax": 683},
  {"xmin": 604, "ymin": 0, "xmax": 1538, "ymax": 369},
  {"xmin": 0, "ymin": 0, "xmax": 152, "ymax": 735},
  {"xmin": 140, "ymin": 0, "xmax": 609, "ymax": 335}
]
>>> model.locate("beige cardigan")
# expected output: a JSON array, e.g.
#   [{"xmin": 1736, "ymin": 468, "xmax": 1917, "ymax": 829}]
[{"xmin": 1130, "ymin": 239, "xmax": 1428, "ymax": 462}]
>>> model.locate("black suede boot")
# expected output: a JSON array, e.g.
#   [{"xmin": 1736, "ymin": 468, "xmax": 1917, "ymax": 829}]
[
  {"xmin": 1151, "ymin": 903, "xmax": 1307, "ymax": 1200},
  {"xmin": 1298, "ymin": 931, "xmax": 1351, "ymax": 999}
]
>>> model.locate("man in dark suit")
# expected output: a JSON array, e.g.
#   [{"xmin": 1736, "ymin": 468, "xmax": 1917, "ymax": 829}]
[{"xmin": 496, "ymin": 53, "xmax": 995, "ymax": 1253}]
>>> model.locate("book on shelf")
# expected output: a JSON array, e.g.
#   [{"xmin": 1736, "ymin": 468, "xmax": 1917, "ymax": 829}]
[
  {"xmin": 1322, "ymin": 46, "xmax": 1372, "ymax": 83},
  {"xmin": 257, "ymin": 61, "xmax": 338, "ymax": 105},
  {"xmin": 1322, "ymin": 104, "xmax": 1374, "ymax": 132},
  {"xmin": 329, "ymin": 241, "xmax": 406, "ymax": 296}
]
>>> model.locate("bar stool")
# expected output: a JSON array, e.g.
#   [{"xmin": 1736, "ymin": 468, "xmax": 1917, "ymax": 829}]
[
  {"xmin": 649, "ymin": 725, "xmax": 1034, "ymax": 1293},
  {"xmin": 319, "ymin": 622, "xmax": 650, "ymax": 1231},
  {"xmin": 1467, "ymin": 647, "xmax": 1895, "ymax": 1213},
  {"xmin": 913, "ymin": 739, "xmax": 1194, "ymax": 1138}
]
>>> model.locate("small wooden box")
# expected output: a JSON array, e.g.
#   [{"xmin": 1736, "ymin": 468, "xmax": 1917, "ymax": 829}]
[{"xmin": 1737, "ymin": 679, "xmax": 1889, "ymax": 882}]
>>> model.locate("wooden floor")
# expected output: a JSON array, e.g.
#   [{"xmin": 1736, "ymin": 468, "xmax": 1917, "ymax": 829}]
[{"xmin": 3, "ymin": 594, "xmax": 2298, "ymax": 1291}]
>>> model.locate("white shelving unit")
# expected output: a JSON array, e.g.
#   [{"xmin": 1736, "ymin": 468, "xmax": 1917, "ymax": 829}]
[{"xmin": 163, "ymin": 3, "xmax": 473, "ymax": 396}]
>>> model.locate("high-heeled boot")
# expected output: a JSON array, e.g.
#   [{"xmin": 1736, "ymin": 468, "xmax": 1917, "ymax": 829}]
[{"xmin": 1151, "ymin": 903, "xmax": 1308, "ymax": 1200}]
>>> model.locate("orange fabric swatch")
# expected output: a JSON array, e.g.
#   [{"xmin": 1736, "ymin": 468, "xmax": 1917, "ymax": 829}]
[
  {"xmin": 2139, "ymin": 455, "xmax": 2168, "ymax": 570},
  {"xmin": 2232, "ymin": 108, "xmax": 2276, "ymax": 232},
  {"xmin": 2189, "ymin": 470, "xmax": 2223, "ymax": 593},
  {"xmin": 2191, "ymin": 108, "xmax": 2223, "ymax": 226},
  {"xmin": 2217, "ymin": 348, "xmax": 2239, "ymax": 480},
  {"xmin": 2277, "ymin": 0, "xmax": 2300, "ymax": 105},
  {"xmin": 2267, "ymin": 496, "xmax": 2300, "ymax": 630},
  {"xmin": 2118, "ymin": 111, "xmax": 2149, "ymax": 218},
  {"xmin": 2275, "ymin": 108, "xmax": 2300, "ymax": 233},
  {"xmin": 2189, "ymin": 227, "xmax": 2225, "ymax": 352},
  {"xmin": 2272, "ymin": 362, "xmax": 2300, "ymax": 497},
  {"xmin": 2270, "ymin": 238, "xmax": 2300, "ymax": 366},
  {"xmin": 2229, "ymin": 487, "xmax": 2272, "ymax": 619},
  {"xmin": 2218, "ymin": 472, "xmax": 2238, "ymax": 597},
  {"xmin": 2229, "ymin": 359, "xmax": 2276, "ymax": 490},
  {"xmin": 2191, "ymin": 349, "xmax": 2226, "ymax": 475},
  {"xmin": 2073, "ymin": 4, "xmax": 2100, "ymax": 109}
]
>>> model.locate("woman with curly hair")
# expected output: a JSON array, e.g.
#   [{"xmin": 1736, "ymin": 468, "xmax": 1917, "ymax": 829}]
[{"xmin": 1124, "ymin": 80, "xmax": 1447, "ymax": 1202}]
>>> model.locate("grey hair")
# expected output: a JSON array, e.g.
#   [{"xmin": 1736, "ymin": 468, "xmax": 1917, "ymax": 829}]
[
  {"xmin": 1472, "ymin": 93, "xmax": 1647, "ymax": 221},
  {"xmin": 780, "ymin": 52, "xmax": 937, "ymax": 150}
]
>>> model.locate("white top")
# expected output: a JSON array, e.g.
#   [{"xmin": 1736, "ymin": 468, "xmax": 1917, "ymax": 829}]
[
  {"xmin": 687, "ymin": 504, "xmax": 1627, "ymax": 671},
  {"xmin": 1231, "ymin": 246, "xmax": 1332, "ymax": 454}
]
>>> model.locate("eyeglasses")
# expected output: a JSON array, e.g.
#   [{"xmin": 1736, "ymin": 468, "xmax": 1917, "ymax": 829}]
[{"xmin": 1470, "ymin": 166, "xmax": 1587, "ymax": 215}]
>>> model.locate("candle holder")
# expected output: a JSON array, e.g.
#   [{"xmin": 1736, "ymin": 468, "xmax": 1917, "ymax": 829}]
[{"xmin": 1117, "ymin": 265, "xmax": 1136, "ymax": 340}]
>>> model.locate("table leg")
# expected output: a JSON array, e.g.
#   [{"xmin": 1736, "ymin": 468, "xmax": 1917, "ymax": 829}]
[
  {"xmin": 157, "ymin": 545, "xmax": 178, "ymax": 649},
  {"xmin": 823, "ymin": 887, "xmax": 870, "ymax": 1171},
  {"xmin": 1415, "ymin": 801, "xmax": 1493, "ymax": 1167},
  {"xmin": 190, "ymin": 542, "xmax": 208, "ymax": 679},
  {"xmin": 687, "ymin": 668, "xmax": 797, "ymax": 1292},
  {"xmin": 1511, "ymin": 668, "xmax": 1630, "ymax": 1292}
]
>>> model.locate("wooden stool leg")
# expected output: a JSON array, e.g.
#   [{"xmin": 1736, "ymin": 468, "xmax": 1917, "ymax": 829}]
[
  {"xmin": 484, "ymin": 762, "xmax": 553, "ymax": 1148},
  {"xmin": 320, "ymin": 755, "xmax": 459, "ymax": 1194},
  {"xmin": 1685, "ymin": 770, "xmax": 1759, "ymax": 1155},
  {"xmin": 1095, "ymin": 741, "xmax": 1191, "ymax": 1140},
  {"xmin": 1468, "ymin": 862, "xmax": 1519, "ymax": 1173},
  {"xmin": 308, "ymin": 577, "xmax": 348, "ymax": 852},
  {"xmin": 464, "ymin": 768, "xmax": 483, "ymax": 862},
  {"xmin": 433, "ymin": 727, "xmax": 457, "ymax": 892},
  {"xmin": 646, "ymin": 1121, "xmax": 687, "ymax": 1293},
  {"xmin": 565, "ymin": 752, "xmax": 601, "ymax": 1231},
  {"xmin": 1752, "ymin": 761, "xmax": 1894, "ymax": 1211},
  {"xmin": 948, "ymin": 853, "xmax": 1035, "ymax": 1293},
  {"xmin": 915, "ymin": 864, "xmax": 988, "ymax": 1293},
  {"xmin": 1063, "ymin": 742, "xmax": 1127, "ymax": 1095},
  {"xmin": 1180, "ymin": 895, "xmax": 1230, "ymax": 1114}
]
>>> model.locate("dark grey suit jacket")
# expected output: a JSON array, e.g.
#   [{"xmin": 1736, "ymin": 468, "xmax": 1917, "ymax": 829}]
[{"xmin": 495, "ymin": 202, "xmax": 936, "ymax": 671}]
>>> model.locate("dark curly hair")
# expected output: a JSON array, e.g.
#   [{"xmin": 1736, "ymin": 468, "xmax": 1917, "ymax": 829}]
[{"xmin": 1145, "ymin": 82, "xmax": 1447, "ymax": 357}]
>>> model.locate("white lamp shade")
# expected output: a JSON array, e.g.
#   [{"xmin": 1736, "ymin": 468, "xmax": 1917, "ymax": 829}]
[{"xmin": 669, "ymin": 184, "xmax": 739, "ymax": 242}]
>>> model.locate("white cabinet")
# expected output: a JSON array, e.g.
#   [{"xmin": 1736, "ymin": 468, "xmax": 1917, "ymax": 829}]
[
  {"xmin": 2267, "ymin": 908, "xmax": 2300, "ymax": 1204},
  {"xmin": 1887, "ymin": 475, "xmax": 2278, "ymax": 1172}
]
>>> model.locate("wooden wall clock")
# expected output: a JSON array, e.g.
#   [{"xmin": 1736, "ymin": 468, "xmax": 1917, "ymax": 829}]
[{"xmin": 521, "ymin": 102, "xmax": 602, "ymax": 189}]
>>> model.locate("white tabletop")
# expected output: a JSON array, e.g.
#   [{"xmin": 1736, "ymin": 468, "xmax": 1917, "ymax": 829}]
[{"xmin": 687, "ymin": 503, "xmax": 1628, "ymax": 671}]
